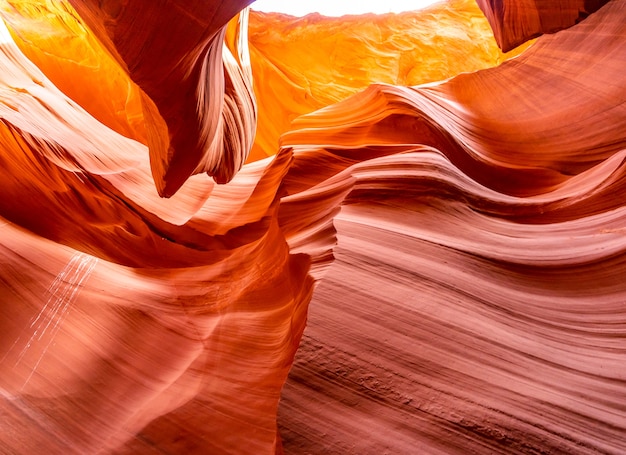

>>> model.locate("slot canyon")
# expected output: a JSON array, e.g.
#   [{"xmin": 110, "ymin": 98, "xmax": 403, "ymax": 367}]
[{"xmin": 0, "ymin": 0, "xmax": 624, "ymax": 453}]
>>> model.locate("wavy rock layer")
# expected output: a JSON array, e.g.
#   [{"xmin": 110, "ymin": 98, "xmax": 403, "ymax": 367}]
[
  {"xmin": 276, "ymin": 0, "xmax": 626, "ymax": 452},
  {"xmin": 248, "ymin": 0, "xmax": 531, "ymax": 161},
  {"xmin": 0, "ymin": 1, "xmax": 295, "ymax": 453},
  {"xmin": 0, "ymin": 0, "xmax": 625, "ymax": 454}
]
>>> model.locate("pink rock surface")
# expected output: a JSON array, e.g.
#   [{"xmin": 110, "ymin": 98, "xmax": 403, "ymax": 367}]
[{"xmin": 0, "ymin": 0, "xmax": 625, "ymax": 454}]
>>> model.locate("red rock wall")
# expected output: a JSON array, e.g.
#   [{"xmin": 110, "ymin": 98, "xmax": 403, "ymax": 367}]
[
  {"xmin": 0, "ymin": 0, "xmax": 624, "ymax": 454},
  {"xmin": 476, "ymin": 0, "xmax": 610, "ymax": 51},
  {"xmin": 275, "ymin": 1, "xmax": 626, "ymax": 452}
]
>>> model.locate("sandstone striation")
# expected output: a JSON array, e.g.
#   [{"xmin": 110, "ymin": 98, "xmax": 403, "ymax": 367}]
[{"xmin": 0, "ymin": 0, "xmax": 624, "ymax": 454}]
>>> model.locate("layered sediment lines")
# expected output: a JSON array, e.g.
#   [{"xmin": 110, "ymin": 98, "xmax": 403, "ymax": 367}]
[
  {"xmin": 276, "ymin": 0, "xmax": 626, "ymax": 452},
  {"xmin": 0, "ymin": 0, "xmax": 624, "ymax": 454}
]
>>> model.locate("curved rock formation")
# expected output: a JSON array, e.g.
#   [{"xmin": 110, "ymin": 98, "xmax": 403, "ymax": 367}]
[
  {"xmin": 275, "ymin": 1, "xmax": 626, "ymax": 452},
  {"xmin": 0, "ymin": 1, "xmax": 293, "ymax": 453},
  {"xmin": 476, "ymin": 0, "xmax": 610, "ymax": 51},
  {"xmin": 248, "ymin": 0, "xmax": 531, "ymax": 160},
  {"xmin": 0, "ymin": 0, "xmax": 625, "ymax": 454},
  {"xmin": 3, "ymin": 0, "xmax": 257, "ymax": 198}
]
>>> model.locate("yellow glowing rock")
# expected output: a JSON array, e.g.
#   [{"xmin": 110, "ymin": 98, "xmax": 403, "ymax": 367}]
[
  {"xmin": 3, "ymin": 0, "xmax": 257, "ymax": 196},
  {"xmin": 248, "ymin": 0, "xmax": 531, "ymax": 161}
]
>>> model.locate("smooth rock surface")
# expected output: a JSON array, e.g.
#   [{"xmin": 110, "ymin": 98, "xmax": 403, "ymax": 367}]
[{"xmin": 0, "ymin": 0, "xmax": 624, "ymax": 454}]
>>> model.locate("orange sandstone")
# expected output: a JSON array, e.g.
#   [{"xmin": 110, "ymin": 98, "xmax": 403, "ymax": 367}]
[{"xmin": 0, "ymin": 1, "xmax": 624, "ymax": 454}]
